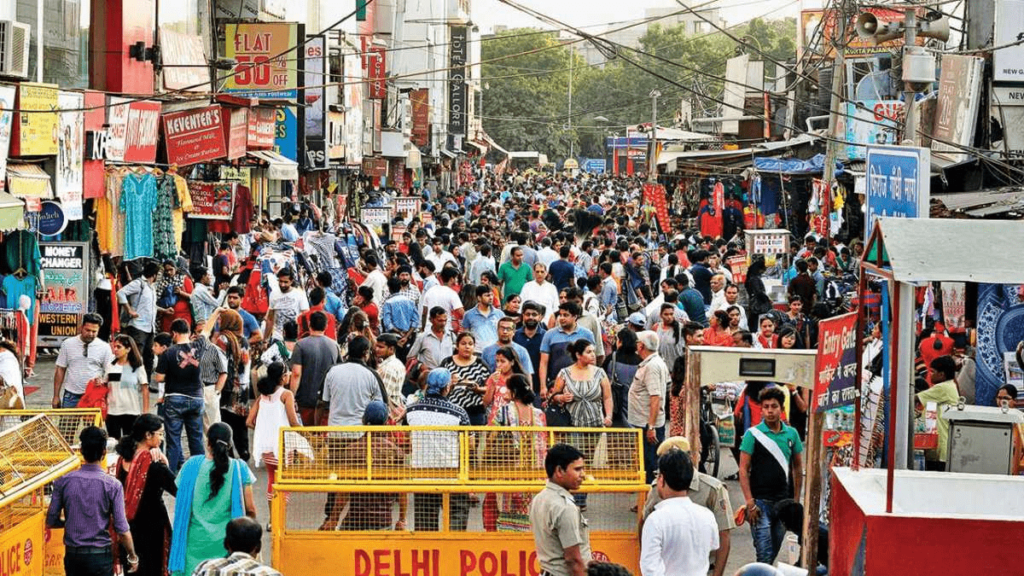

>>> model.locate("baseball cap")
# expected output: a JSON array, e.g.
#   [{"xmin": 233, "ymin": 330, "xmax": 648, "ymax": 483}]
[
  {"xmin": 426, "ymin": 368, "xmax": 452, "ymax": 395},
  {"xmin": 628, "ymin": 312, "xmax": 646, "ymax": 326}
]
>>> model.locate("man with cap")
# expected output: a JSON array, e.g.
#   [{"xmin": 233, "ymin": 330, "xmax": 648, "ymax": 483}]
[
  {"xmin": 629, "ymin": 331, "xmax": 670, "ymax": 482},
  {"xmin": 405, "ymin": 368, "xmax": 471, "ymax": 531},
  {"xmin": 627, "ymin": 312, "xmax": 647, "ymax": 333},
  {"xmin": 642, "ymin": 437, "xmax": 735, "ymax": 576}
]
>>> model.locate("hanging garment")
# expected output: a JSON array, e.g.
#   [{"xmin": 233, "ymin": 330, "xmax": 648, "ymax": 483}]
[
  {"xmin": 97, "ymin": 169, "xmax": 127, "ymax": 256},
  {"xmin": 153, "ymin": 175, "xmax": 178, "ymax": 261},
  {"xmin": 232, "ymin": 185, "xmax": 254, "ymax": 234},
  {"xmin": 2, "ymin": 230, "xmax": 42, "ymax": 279},
  {"xmin": 171, "ymin": 174, "xmax": 193, "ymax": 252},
  {"xmin": 120, "ymin": 172, "xmax": 159, "ymax": 261},
  {"xmin": 3, "ymin": 274, "xmax": 38, "ymax": 325}
]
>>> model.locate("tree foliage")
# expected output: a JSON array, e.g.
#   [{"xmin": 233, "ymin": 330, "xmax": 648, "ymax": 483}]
[{"xmin": 481, "ymin": 17, "xmax": 796, "ymax": 160}]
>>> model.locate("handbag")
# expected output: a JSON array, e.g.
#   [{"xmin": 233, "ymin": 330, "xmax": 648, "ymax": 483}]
[
  {"xmin": 0, "ymin": 377, "xmax": 23, "ymax": 409},
  {"xmin": 544, "ymin": 402, "xmax": 573, "ymax": 427},
  {"xmin": 157, "ymin": 283, "xmax": 178, "ymax": 309},
  {"xmin": 77, "ymin": 377, "xmax": 109, "ymax": 420}
]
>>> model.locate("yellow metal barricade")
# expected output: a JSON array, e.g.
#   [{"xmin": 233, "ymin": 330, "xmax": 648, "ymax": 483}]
[
  {"xmin": 0, "ymin": 414, "xmax": 80, "ymax": 576},
  {"xmin": 0, "ymin": 409, "xmax": 103, "ymax": 447},
  {"xmin": 271, "ymin": 426, "xmax": 648, "ymax": 575}
]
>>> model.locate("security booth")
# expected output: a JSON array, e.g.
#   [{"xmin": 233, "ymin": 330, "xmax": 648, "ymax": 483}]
[
  {"xmin": 269, "ymin": 425, "xmax": 649, "ymax": 575},
  {"xmin": 829, "ymin": 217, "xmax": 1024, "ymax": 576},
  {"xmin": 0, "ymin": 415, "xmax": 81, "ymax": 576}
]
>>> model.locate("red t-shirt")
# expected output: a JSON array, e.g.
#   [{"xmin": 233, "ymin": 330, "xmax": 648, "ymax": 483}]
[{"xmin": 920, "ymin": 334, "xmax": 954, "ymax": 385}]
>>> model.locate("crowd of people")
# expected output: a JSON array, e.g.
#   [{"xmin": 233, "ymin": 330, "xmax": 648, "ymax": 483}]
[{"xmin": 40, "ymin": 167, "xmax": 941, "ymax": 576}]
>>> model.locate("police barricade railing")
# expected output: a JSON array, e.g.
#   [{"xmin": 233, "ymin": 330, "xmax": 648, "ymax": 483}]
[
  {"xmin": 275, "ymin": 425, "xmax": 645, "ymax": 486},
  {"xmin": 0, "ymin": 408, "xmax": 103, "ymax": 448},
  {"xmin": 270, "ymin": 426, "xmax": 648, "ymax": 575}
]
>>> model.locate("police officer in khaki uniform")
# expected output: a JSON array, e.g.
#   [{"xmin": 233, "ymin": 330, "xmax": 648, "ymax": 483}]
[{"xmin": 529, "ymin": 443, "xmax": 591, "ymax": 576}]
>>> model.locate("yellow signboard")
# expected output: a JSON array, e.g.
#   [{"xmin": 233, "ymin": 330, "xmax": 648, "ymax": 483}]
[
  {"xmin": 0, "ymin": 511, "xmax": 44, "ymax": 576},
  {"xmin": 277, "ymin": 533, "xmax": 639, "ymax": 576},
  {"xmin": 16, "ymin": 84, "xmax": 58, "ymax": 156},
  {"xmin": 223, "ymin": 23, "xmax": 299, "ymax": 100}
]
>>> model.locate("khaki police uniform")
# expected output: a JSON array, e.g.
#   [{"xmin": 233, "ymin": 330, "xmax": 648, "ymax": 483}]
[{"xmin": 529, "ymin": 480, "xmax": 591, "ymax": 576}]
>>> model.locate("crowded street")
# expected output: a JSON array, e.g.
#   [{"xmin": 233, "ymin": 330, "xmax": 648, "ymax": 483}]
[{"xmin": 2, "ymin": 0, "xmax": 1024, "ymax": 576}]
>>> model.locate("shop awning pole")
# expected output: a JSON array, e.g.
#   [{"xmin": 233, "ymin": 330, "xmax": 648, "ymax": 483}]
[{"xmin": 886, "ymin": 281, "xmax": 902, "ymax": 514}]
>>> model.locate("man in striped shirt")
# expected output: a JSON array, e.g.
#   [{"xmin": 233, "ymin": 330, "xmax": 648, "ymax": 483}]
[{"xmin": 192, "ymin": 517, "xmax": 281, "ymax": 576}]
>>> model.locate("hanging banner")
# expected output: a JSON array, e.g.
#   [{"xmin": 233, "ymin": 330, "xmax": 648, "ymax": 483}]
[
  {"xmin": 247, "ymin": 107, "xmax": 276, "ymax": 150},
  {"xmin": 124, "ymin": 101, "xmax": 162, "ymax": 163},
  {"xmin": 394, "ymin": 196, "xmax": 419, "ymax": 217},
  {"xmin": 0, "ymin": 85, "xmax": 14, "ymax": 193},
  {"xmin": 104, "ymin": 97, "xmax": 131, "ymax": 162},
  {"xmin": 188, "ymin": 182, "xmax": 235, "ymax": 220},
  {"xmin": 304, "ymin": 36, "xmax": 326, "ymax": 138},
  {"xmin": 56, "ymin": 92, "xmax": 84, "ymax": 220},
  {"xmin": 642, "ymin": 182, "xmax": 670, "ymax": 234},
  {"xmin": 344, "ymin": 50, "xmax": 364, "ymax": 166},
  {"xmin": 225, "ymin": 107, "xmax": 249, "ymax": 161},
  {"xmin": 223, "ymin": 22, "xmax": 300, "ymax": 100},
  {"xmin": 275, "ymin": 106, "xmax": 298, "ymax": 161},
  {"xmin": 448, "ymin": 25, "xmax": 468, "ymax": 136},
  {"xmin": 813, "ymin": 312, "xmax": 858, "ymax": 413},
  {"xmin": 38, "ymin": 242, "xmax": 90, "ymax": 346},
  {"xmin": 13, "ymin": 83, "xmax": 59, "ymax": 156},
  {"xmin": 931, "ymin": 54, "xmax": 984, "ymax": 164},
  {"xmin": 368, "ymin": 44, "xmax": 387, "ymax": 100},
  {"xmin": 360, "ymin": 206, "xmax": 392, "ymax": 227},
  {"xmin": 411, "ymin": 88, "xmax": 430, "ymax": 147},
  {"xmin": 941, "ymin": 282, "xmax": 967, "ymax": 332},
  {"xmin": 163, "ymin": 105, "xmax": 227, "ymax": 166}
]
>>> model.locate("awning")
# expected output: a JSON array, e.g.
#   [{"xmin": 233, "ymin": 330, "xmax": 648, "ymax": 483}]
[
  {"xmin": 440, "ymin": 149, "xmax": 457, "ymax": 159},
  {"xmin": 6, "ymin": 164, "xmax": 52, "ymax": 198},
  {"xmin": 0, "ymin": 191, "xmax": 23, "ymax": 230},
  {"xmin": 482, "ymin": 132, "xmax": 509, "ymax": 156},
  {"xmin": 935, "ymin": 187, "xmax": 1024, "ymax": 217},
  {"xmin": 466, "ymin": 140, "xmax": 487, "ymax": 154},
  {"xmin": 248, "ymin": 150, "xmax": 298, "ymax": 181}
]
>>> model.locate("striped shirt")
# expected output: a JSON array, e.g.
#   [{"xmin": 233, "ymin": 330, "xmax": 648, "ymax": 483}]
[
  {"xmin": 378, "ymin": 355, "xmax": 406, "ymax": 409},
  {"xmin": 56, "ymin": 336, "xmax": 115, "ymax": 395},
  {"xmin": 192, "ymin": 552, "xmax": 282, "ymax": 576},
  {"xmin": 46, "ymin": 463, "xmax": 130, "ymax": 547},
  {"xmin": 199, "ymin": 338, "xmax": 229, "ymax": 386},
  {"xmin": 117, "ymin": 278, "xmax": 157, "ymax": 333}
]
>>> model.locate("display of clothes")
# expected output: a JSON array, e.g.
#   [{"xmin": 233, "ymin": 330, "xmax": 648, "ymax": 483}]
[
  {"xmin": 170, "ymin": 169, "xmax": 193, "ymax": 253},
  {"xmin": 1, "ymin": 230, "xmax": 42, "ymax": 278},
  {"xmin": 2, "ymin": 273, "xmax": 38, "ymax": 325},
  {"xmin": 97, "ymin": 168, "xmax": 127, "ymax": 256},
  {"xmin": 119, "ymin": 171, "xmax": 159, "ymax": 261},
  {"xmin": 152, "ymin": 174, "xmax": 178, "ymax": 261}
]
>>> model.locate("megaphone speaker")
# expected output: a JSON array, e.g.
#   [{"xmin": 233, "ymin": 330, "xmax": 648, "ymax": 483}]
[
  {"xmin": 918, "ymin": 17, "xmax": 950, "ymax": 42},
  {"xmin": 855, "ymin": 13, "xmax": 879, "ymax": 40},
  {"xmin": 855, "ymin": 12, "xmax": 904, "ymax": 44}
]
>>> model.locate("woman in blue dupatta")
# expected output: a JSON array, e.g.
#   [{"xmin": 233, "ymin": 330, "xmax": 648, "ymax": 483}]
[{"xmin": 168, "ymin": 422, "xmax": 257, "ymax": 575}]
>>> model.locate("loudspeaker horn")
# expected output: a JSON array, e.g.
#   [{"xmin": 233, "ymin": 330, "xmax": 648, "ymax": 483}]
[
  {"xmin": 855, "ymin": 12, "xmax": 904, "ymax": 44},
  {"xmin": 918, "ymin": 17, "xmax": 950, "ymax": 42}
]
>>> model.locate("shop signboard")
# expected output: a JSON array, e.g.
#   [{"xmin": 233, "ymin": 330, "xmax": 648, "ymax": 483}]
[
  {"xmin": 163, "ymin": 105, "xmax": 227, "ymax": 166},
  {"xmin": 343, "ymin": 50, "xmax": 364, "ymax": 165},
  {"xmin": 304, "ymin": 36, "xmax": 326, "ymax": 138},
  {"xmin": 13, "ymin": 83, "xmax": 58, "ymax": 156},
  {"xmin": 368, "ymin": 44, "xmax": 387, "ymax": 100},
  {"xmin": 0, "ymin": 85, "xmax": 15, "ymax": 192},
  {"xmin": 38, "ymin": 201, "xmax": 67, "ymax": 236},
  {"xmin": 225, "ymin": 107, "xmax": 249, "ymax": 160},
  {"xmin": 448, "ymin": 25, "xmax": 468, "ymax": 136},
  {"xmin": 932, "ymin": 54, "xmax": 984, "ymax": 164},
  {"xmin": 328, "ymin": 111, "xmax": 345, "ymax": 159},
  {"xmin": 38, "ymin": 242, "xmax": 89, "ymax": 347},
  {"xmin": 864, "ymin": 145, "xmax": 930, "ymax": 241},
  {"xmin": 750, "ymin": 232, "xmax": 789, "ymax": 255},
  {"xmin": 223, "ymin": 22, "xmax": 300, "ymax": 100},
  {"xmin": 247, "ymin": 107, "xmax": 276, "ymax": 150},
  {"xmin": 813, "ymin": 312, "xmax": 858, "ymax": 412},
  {"xmin": 159, "ymin": 27, "xmax": 209, "ymax": 91},
  {"xmin": 104, "ymin": 97, "xmax": 131, "ymax": 162},
  {"xmin": 188, "ymin": 182, "xmax": 235, "ymax": 220},
  {"xmin": 360, "ymin": 206, "xmax": 391, "ymax": 227},
  {"xmin": 394, "ymin": 196, "xmax": 419, "ymax": 217},
  {"xmin": 123, "ymin": 101, "xmax": 161, "ymax": 163},
  {"xmin": 55, "ymin": 93, "xmax": 83, "ymax": 220},
  {"xmin": 391, "ymin": 222, "xmax": 407, "ymax": 242},
  {"xmin": 304, "ymin": 138, "xmax": 328, "ymax": 170},
  {"xmin": 274, "ymin": 106, "xmax": 298, "ymax": 161},
  {"xmin": 844, "ymin": 100, "xmax": 902, "ymax": 160},
  {"xmin": 411, "ymin": 88, "xmax": 430, "ymax": 146},
  {"xmin": 994, "ymin": 0, "xmax": 1024, "ymax": 83}
]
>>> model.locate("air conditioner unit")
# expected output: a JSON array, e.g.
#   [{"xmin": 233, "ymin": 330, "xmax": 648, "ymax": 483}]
[{"xmin": 0, "ymin": 21, "xmax": 30, "ymax": 79}]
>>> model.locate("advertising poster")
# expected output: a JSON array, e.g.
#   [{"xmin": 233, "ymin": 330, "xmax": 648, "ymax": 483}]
[
  {"xmin": 38, "ymin": 242, "xmax": 89, "ymax": 346},
  {"xmin": 304, "ymin": 36, "xmax": 326, "ymax": 138},
  {"xmin": 727, "ymin": 255, "xmax": 747, "ymax": 284},
  {"xmin": 223, "ymin": 23, "xmax": 299, "ymax": 100},
  {"xmin": 344, "ymin": 50, "xmax": 364, "ymax": 166},
  {"xmin": 105, "ymin": 97, "xmax": 131, "ymax": 162},
  {"xmin": 15, "ymin": 83, "xmax": 59, "ymax": 156},
  {"xmin": 814, "ymin": 312, "xmax": 859, "ymax": 412},
  {"xmin": 123, "ymin": 101, "xmax": 161, "ymax": 163},
  {"xmin": 275, "ymin": 106, "xmax": 298, "ymax": 161},
  {"xmin": 188, "ymin": 182, "xmax": 235, "ymax": 220},
  {"xmin": 932, "ymin": 54, "xmax": 984, "ymax": 164},
  {"xmin": 247, "ymin": 107, "xmax": 276, "ymax": 150},
  {"xmin": 56, "ymin": 92, "xmax": 84, "ymax": 220},
  {"xmin": 448, "ymin": 26, "xmax": 468, "ymax": 136},
  {"xmin": 994, "ymin": 0, "xmax": 1024, "ymax": 82},
  {"xmin": 159, "ymin": 27, "xmax": 209, "ymax": 91},
  {"xmin": 394, "ymin": 196, "xmax": 419, "ymax": 217},
  {"xmin": 411, "ymin": 88, "xmax": 430, "ymax": 147},
  {"xmin": 368, "ymin": 45, "xmax": 386, "ymax": 100},
  {"xmin": 360, "ymin": 206, "xmax": 392, "ymax": 227},
  {"xmin": 864, "ymin": 145, "xmax": 930, "ymax": 241},
  {"xmin": 844, "ymin": 100, "xmax": 902, "ymax": 160},
  {"xmin": 750, "ymin": 233, "xmax": 788, "ymax": 254},
  {"xmin": 163, "ymin": 105, "xmax": 227, "ymax": 166},
  {"xmin": 801, "ymin": 7, "xmax": 924, "ymax": 59},
  {"xmin": 0, "ymin": 85, "xmax": 16, "ymax": 192},
  {"xmin": 226, "ymin": 107, "xmax": 249, "ymax": 160}
]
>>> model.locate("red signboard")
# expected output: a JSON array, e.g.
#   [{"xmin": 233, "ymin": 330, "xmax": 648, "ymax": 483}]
[
  {"xmin": 225, "ymin": 107, "xmax": 248, "ymax": 160},
  {"xmin": 642, "ymin": 182, "xmax": 671, "ymax": 234},
  {"xmin": 813, "ymin": 312, "xmax": 858, "ymax": 413},
  {"xmin": 368, "ymin": 45, "xmax": 386, "ymax": 100},
  {"xmin": 163, "ymin": 105, "xmax": 227, "ymax": 166},
  {"xmin": 362, "ymin": 157, "xmax": 387, "ymax": 178},
  {"xmin": 411, "ymin": 88, "xmax": 429, "ymax": 146},
  {"xmin": 82, "ymin": 91, "xmax": 106, "ymax": 200},
  {"xmin": 188, "ymin": 182, "xmax": 235, "ymax": 220},
  {"xmin": 390, "ymin": 159, "xmax": 406, "ymax": 191},
  {"xmin": 124, "ymin": 101, "xmax": 161, "ymax": 163},
  {"xmin": 247, "ymin": 107, "xmax": 276, "ymax": 149}
]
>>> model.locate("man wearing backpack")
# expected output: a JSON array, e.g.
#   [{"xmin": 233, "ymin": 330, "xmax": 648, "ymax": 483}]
[{"xmin": 118, "ymin": 262, "xmax": 160, "ymax": 377}]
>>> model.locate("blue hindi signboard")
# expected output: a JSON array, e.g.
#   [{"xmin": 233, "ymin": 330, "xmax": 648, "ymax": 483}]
[
  {"xmin": 583, "ymin": 159, "xmax": 606, "ymax": 173},
  {"xmin": 864, "ymin": 145, "xmax": 930, "ymax": 241}
]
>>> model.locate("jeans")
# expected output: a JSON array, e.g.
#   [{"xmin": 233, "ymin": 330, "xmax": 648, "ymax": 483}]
[
  {"xmin": 750, "ymin": 498, "xmax": 787, "ymax": 564},
  {"xmin": 62, "ymin": 391, "xmax": 84, "ymax": 408},
  {"xmin": 631, "ymin": 424, "xmax": 665, "ymax": 484},
  {"xmin": 64, "ymin": 548, "xmax": 114, "ymax": 576},
  {"xmin": 162, "ymin": 395, "xmax": 205, "ymax": 473}
]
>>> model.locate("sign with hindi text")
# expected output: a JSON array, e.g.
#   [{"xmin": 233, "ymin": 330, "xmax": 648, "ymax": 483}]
[
  {"xmin": 864, "ymin": 145, "xmax": 929, "ymax": 241},
  {"xmin": 813, "ymin": 312, "xmax": 858, "ymax": 413}
]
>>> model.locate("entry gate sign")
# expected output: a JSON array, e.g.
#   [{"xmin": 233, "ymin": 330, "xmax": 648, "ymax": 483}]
[{"xmin": 864, "ymin": 145, "xmax": 930, "ymax": 241}]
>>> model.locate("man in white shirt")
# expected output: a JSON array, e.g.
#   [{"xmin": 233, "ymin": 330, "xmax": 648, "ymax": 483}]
[
  {"xmin": 536, "ymin": 237, "xmax": 559, "ymax": 267},
  {"xmin": 519, "ymin": 262, "xmax": 560, "ymax": 323},
  {"xmin": 640, "ymin": 449, "xmax": 719, "ymax": 576},
  {"xmin": 360, "ymin": 254, "xmax": 389, "ymax": 308},
  {"xmin": 425, "ymin": 237, "xmax": 458, "ymax": 271},
  {"xmin": 420, "ymin": 267, "xmax": 464, "ymax": 331},
  {"xmin": 715, "ymin": 284, "xmax": 748, "ymax": 331},
  {"xmin": 709, "ymin": 274, "xmax": 728, "ymax": 312},
  {"xmin": 469, "ymin": 244, "xmax": 496, "ymax": 285},
  {"xmin": 264, "ymin": 268, "xmax": 309, "ymax": 340}
]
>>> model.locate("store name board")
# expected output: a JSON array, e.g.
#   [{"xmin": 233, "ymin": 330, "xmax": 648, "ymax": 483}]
[
  {"xmin": 305, "ymin": 138, "xmax": 328, "ymax": 170},
  {"xmin": 864, "ymin": 145, "xmax": 930, "ymax": 241},
  {"xmin": 994, "ymin": 0, "xmax": 1024, "ymax": 82},
  {"xmin": 224, "ymin": 23, "xmax": 300, "ymax": 100},
  {"xmin": 411, "ymin": 88, "xmax": 430, "ymax": 147},
  {"xmin": 448, "ymin": 26, "xmax": 467, "ymax": 136},
  {"xmin": 38, "ymin": 242, "xmax": 89, "ymax": 345},
  {"xmin": 368, "ymin": 45, "xmax": 387, "ymax": 100},
  {"xmin": 751, "ymin": 233, "xmax": 788, "ymax": 254},
  {"xmin": 124, "ymin": 102, "xmax": 161, "ymax": 163},
  {"xmin": 225, "ymin": 107, "xmax": 249, "ymax": 161},
  {"xmin": 163, "ymin": 105, "xmax": 227, "ymax": 166},
  {"xmin": 248, "ymin": 107, "xmax": 276, "ymax": 149},
  {"xmin": 360, "ymin": 206, "xmax": 392, "ymax": 227}
]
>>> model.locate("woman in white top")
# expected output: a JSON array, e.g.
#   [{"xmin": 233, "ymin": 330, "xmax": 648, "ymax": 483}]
[
  {"xmin": 247, "ymin": 361, "xmax": 300, "ymax": 503},
  {"xmin": 106, "ymin": 334, "xmax": 149, "ymax": 439}
]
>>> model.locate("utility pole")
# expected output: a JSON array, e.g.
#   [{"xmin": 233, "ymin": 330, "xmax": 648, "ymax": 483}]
[
  {"xmin": 648, "ymin": 89, "xmax": 661, "ymax": 183},
  {"xmin": 568, "ymin": 42, "xmax": 575, "ymax": 158},
  {"xmin": 802, "ymin": 0, "xmax": 849, "ymax": 570},
  {"xmin": 902, "ymin": 8, "xmax": 919, "ymax": 146}
]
